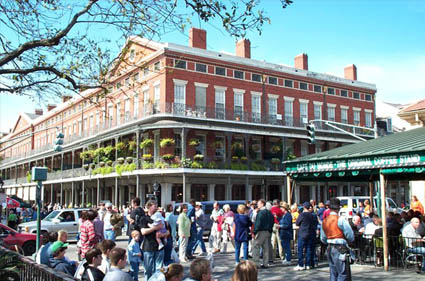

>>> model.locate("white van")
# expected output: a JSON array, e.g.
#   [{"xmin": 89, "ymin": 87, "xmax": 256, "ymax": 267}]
[{"xmin": 336, "ymin": 196, "xmax": 401, "ymax": 218}]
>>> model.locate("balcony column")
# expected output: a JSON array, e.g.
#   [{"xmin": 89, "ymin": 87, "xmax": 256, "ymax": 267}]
[
  {"xmin": 310, "ymin": 184, "xmax": 316, "ymax": 201},
  {"xmin": 81, "ymin": 180, "xmax": 85, "ymax": 207},
  {"xmin": 50, "ymin": 184, "xmax": 54, "ymax": 204},
  {"xmin": 96, "ymin": 178, "xmax": 100, "ymax": 206},
  {"xmin": 246, "ymin": 176, "xmax": 252, "ymax": 201},
  {"xmin": 208, "ymin": 184, "xmax": 215, "ymax": 201},
  {"xmin": 60, "ymin": 152, "xmax": 64, "ymax": 172},
  {"xmin": 226, "ymin": 176, "xmax": 231, "ymax": 200},
  {"xmin": 184, "ymin": 183, "xmax": 191, "ymax": 203},
  {"xmin": 161, "ymin": 183, "xmax": 172, "ymax": 210},
  {"xmin": 71, "ymin": 149, "xmax": 75, "ymax": 176},
  {"xmin": 136, "ymin": 131, "xmax": 140, "ymax": 169},
  {"xmin": 226, "ymin": 133, "xmax": 232, "ymax": 163},
  {"xmin": 182, "ymin": 173, "xmax": 187, "ymax": 202},
  {"xmin": 244, "ymin": 135, "xmax": 249, "ymax": 159},
  {"xmin": 114, "ymin": 177, "xmax": 118, "ymax": 207},
  {"xmin": 115, "ymin": 137, "xmax": 119, "ymax": 161},
  {"xmin": 60, "ymin": 183, "xmax": 63, "ymax": 206},
  {"xmin": 119, "ymin": 183, "xmax": 125, "ymax": 207},
  {"xmin": 281, "ymin": 181, "xmax": 286, "ymax": 202},
  {"xmin": 71, "ymin": 182, "xmax": 75, "ymax": 207},
  {"xmin": 136, "ymin": 175, "xmax": 140, "ymax": 198},
  {"xmin": 282, "ymin": 136, "xmax": 287, "ymax": 161},
  {"xmin": 181, "ymin": 128, "xmax": 187, "ymax": 160},
  {"xmin": 140, "ymin": 183, "xmax": 146, "ymax": 206}
]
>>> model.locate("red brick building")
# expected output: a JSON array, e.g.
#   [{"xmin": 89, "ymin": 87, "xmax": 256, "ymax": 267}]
[{"xmin": 0, "ymin": 28, "xmax": 376, "ymax": 207}]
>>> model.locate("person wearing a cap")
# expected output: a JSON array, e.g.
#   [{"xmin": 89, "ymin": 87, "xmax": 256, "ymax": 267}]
[
  {"xmin": 320, "ymin": 198, "xmax": 354, "ymax": 281},
  {"xmin": 294, "ymin": 202, "xmax": 317, "ymax": 271},
  {"xmin": 48, "ymin": 241, "xmax": 77, "ymax": 276},
  {"xmin": 279, "ymin": 202, "xmax": 293, "ymax": 265},
  {"xmin": 193, "ymin": 202, "xmax": 207, "ymax": 256}
]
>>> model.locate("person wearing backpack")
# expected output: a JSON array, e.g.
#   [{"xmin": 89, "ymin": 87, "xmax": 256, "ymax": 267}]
[{"xmin": 81, "ymin": 248, "xmax": 104, "ymax": 281}]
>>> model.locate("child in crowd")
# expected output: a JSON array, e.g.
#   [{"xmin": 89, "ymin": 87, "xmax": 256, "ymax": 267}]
[
  {"xmin": 97, "ymin": 239, "xmax": 116, "ymax": 275},
  {"xmin": 148, "ymin": 211, "xmax": 167, "ymax": 250},
  {"xmin": 127, "ymin": 230, "xmax": 142, "ymax": 281}
]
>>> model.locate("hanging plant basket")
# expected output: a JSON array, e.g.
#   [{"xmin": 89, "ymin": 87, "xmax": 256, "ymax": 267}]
[
  {"xmin": 126, "ymin": 157, "xmax": 133, "ymax": 164},
  {"xmin": 271, "ymin": 158, "xmax": 281, "ymax": 165},
  {"xmin": 251, "ymin": 144, "xmax": 261, "ymax": 152},
  {"xmin": 117, "ymin": 157, "xmax": 125, "ymax": 164},
  {"xmin": 189, "ymin": 138, "xmax": 200, "ymax": 147},
  {"xmin": 231, "ymin": 142, "xmax": 243, "ymax": 151},
  {"xmin": 99, "ymin": 161, "xmax": 106, "ymax": 167},
  {"xmin": 232, "ymin": 156, "xmax": 239, "ymax": 162},
  {"xmin": 83, "ymin": 164, "xmax": 89, "ymax": 171},
  {"xmin": 143, "ymin": 154, "xmax": 153, "ymax": 161},
  {"xmin": 240, "ymin": 156, "xmax": 248, "ymax": 163},
  {"xmin": 128, "ymin": 140, "xmax": 137, "ymax": 152},
  {"xmin": 106, "ymin": 160, "xmax": 113, "ymax": 167},
  {"xmin": 140, "ymin": 138, "xmax": 154, "ymax": 149},
  {"xmin": 90, "ymin": 163, "xmax": 96, "ymax": 170},
  {"xmin": 162, "ymin": 154, "xmax": 174, "ymax": 161},
  {"xmin": 271, "ymin": 145, "xmax": 281, "ymax": 154},
  {"xmin": 160, "ymin": 138, "xmax": 175, "ymax": 148},
  {"xmin": 193, "ymin": 154, "xmax": 204, "ymax": 161}
]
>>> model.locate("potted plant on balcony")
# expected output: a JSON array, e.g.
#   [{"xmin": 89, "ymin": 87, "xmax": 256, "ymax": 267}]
[
  {"xmin": 128, "ymin": 140, "xmax": 137, "ymax": 152},
  {"xmin": 90, "ymin": 163, "xmax": 96, "ymax": 170},
  {"xmin": 99, "ymin": 161, "xmax": 106, "ymax": 167},
  {"xmin": 251, "ymin": 143, "xmax": 261, "ymax": 152},
  {"xmin": 140, "ymin": 138, "xmax": 154, "ymax": 150},
  {"xmin": 117, "ymin": 157, "xmax": 125, "ymax": 164},
  {"xmin": 231, "ymin": 156, "xmax": 239, "ymax": 162},
  {"xmin": 106, "ymin": 160, "xmax": 113, "ymax": 167},
  {"xmin": 26, "ymin": 171, "xmax": 31, "ymax": 183},
  {"xmin": 143, "ymin": 154, "xmax": 153, "ymax": 161},
  {"xmin": 193, "ymin": 154, "xmax": 204, "ymax": 162},
  {"xmin": 189, "ymin": 138, "xmax": 200, "ymax": 147},
  {"xmin": 271, "ymin": 145, "xmax": 281, "ymax": 154},
  {"xmin": 83, "ymin": 164, "xmax": 89, "ymax": 171},
  {"xmin": 126, "ymin": 157, "xmax": 133, "ymax": 164},
  {"xmin": 160, "ymin": 138, "xmax": 175, "ymax": 148},
  {"xmin": 240, "ymin": 156, "xmax": 248, "ymax": 163},
  {"xmin": 162, "ymin": 154, "xmax": 174, "ymax": 161}
]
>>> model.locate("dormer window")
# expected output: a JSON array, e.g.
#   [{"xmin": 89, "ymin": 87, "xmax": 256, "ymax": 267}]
[{"xmin": 129, "ymin": 49, "xmax": 135, "ymax": 62}]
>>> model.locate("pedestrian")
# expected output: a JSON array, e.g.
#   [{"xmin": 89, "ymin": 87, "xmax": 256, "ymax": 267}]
[
  {"xmin": 252, "ymin": 199, "xmax": 274, "ymax": 268},
  {"xmin": 103, "ymin": 202, "xmax": 123, "ymax": 241},
  {"xmin": 279, "ymin": 202, "xmax": 293, "ymax": 265},
  {"xmin": 80, "ymin": 209, "xmax": 100, "ymax": 259},
  {"xmin": 363, "ymin": 200, "xmax": 372, "ymax": 218},
  {"xmin": 193, "ymin": 202, "xmax": 207, "ymax": 256},
  {"xmin": 48, "ymin": 241, "xmax": 77, "ymax": 276},
  {"xmin": 183, "ymin": 258, "xmax": 216, "ymax": 281},
  {"xmin": 221, "ymin": 204, "xmax": 235, "ymax": 253},
  {"xmin": 294, "ymin": 202, "xmax": 317, "ymax": 271},
  {"xmin": 411, "ymin": 195, "xmax": 424, "ymax": 215},
  {"xmin": 231, "ymin": 260, "xmax": 257, "ymax": 281},
  {"xmin": 127, "ymin": 230, "xmax": 142, "ymax": 281},
  {"xmin": 165, "ymin": 204, "xmax": 178, "ymax": 245},
  {"xmin": 270, "ymin": 199, "xmax": 284, "ymax": 260},
  {"xmin": 140, "ymin": 200, "xmax": 165, "ymax": 280},
  {"xmin": 97, "ymin": 239, "xmax": 116, "ymax": 275},
  {"xmin": 93, "ymin": 211, "xmax": 104, "ymax": 242},
  {"xmin": 98, "ymin": 202, "xmax": 106, "ymax": 220},
  {"xmin": 36, "ymin": 231, "xmax": 58, "ymax": 265},
  {"xmin": 7, "ymin": 209, "xmax": 18, "ymax": 229},
  {"xmin": 103, "ymin": 247, "xmax": 133, "ymax": 281},
  {"xmin": 178, "ymin": 204, "xmax": 191, "ymax": 263},
  {"xmin": 81, "ymin": 248, "xmax": 104, "ymax": 281},
  {"xmin": 320, "ymin": 198, "xmax": 354, "ymax": 281},
  {"xmin": 186, "ymin": 199, "xmax": 197, "ymax": 260},
  {"xmin": 147, "ymin": 263, "xmax": 184, "ymax": 281},
  {"xmin": 234, "ymin": 204, "xmax": 252, "ymax": 265},
  {"xmin": 209, "ymin": 201, "xmax": 223, "ymax": 254}
]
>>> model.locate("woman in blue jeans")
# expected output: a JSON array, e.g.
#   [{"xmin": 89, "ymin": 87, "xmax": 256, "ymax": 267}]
[
  {"xmin": 234, "ymin": 204, "xmax": 252, "ymax": 265},
  {"xmin": 279, "ymin": 202, "xmax": 293, "ymax": 265}
]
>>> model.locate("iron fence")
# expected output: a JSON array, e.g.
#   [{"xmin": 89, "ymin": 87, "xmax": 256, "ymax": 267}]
[{"xmin": 0, "ymin": 246, "xmax": 78, "ymax": 281}]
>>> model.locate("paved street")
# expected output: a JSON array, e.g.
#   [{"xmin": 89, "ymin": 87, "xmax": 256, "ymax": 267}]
[{"xmin": 62, "ymin": 236, "xmax": 423, "ymax": 281}]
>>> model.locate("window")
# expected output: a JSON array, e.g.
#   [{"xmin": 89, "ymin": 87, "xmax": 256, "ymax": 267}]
[
  {"xmin": 365, "ymin": 94, "xmax": 372, "ymax": 101},
  {"xmin": 234, "ymin": 92, "xmax": 243, "ymax": 121},
  {"xmin": 268, "ymin": 76, "xmax": 277, "ymax": 85},
  {"xmin": 268, "ymin": 97, "xmax": 277, "ymax": 124},
  {"xmin": 174, "ymin": 82, "xmax": 186, "ymax": 115},
  {"xmin": 365, "ymin": 111, "xmax": 372, "ymax": 128},
  {"xmin": 78, "ymin": 120, "xmax": 82, "ymax": 135},
  {"xmin": 143, "ymin": 67, "xmax": 149, "ymax": 76},
  {"xmin": 215, "ymin": 67, "xmax": 225, "ymax": 76},
  {"xmin": 251, "ymin": 138, "xmax": 262, "ymax": 160},
  {"xmin": 300, "ymin": 82, "xmax": 308, "ymax": 90},
  {"xmin": 284, "ymin": 99, "xmax": 293, "ymax": 126},
  {"xmin": 124, "ymin": 98, "xmax": 130, "ymax": 121},
  {"xmin": 215, "ymin": 88, "xmax": 225, "ymax": 119},
  {"xmin": 314, "ymin": 85, "xmax": 322, "ymax": 93},
  {"xmin": 154, "ymin": 84, "xmax": 160, "ymax": 113},
  {"xmin": 196, "ymin": 63, "xmax": 207, "ymax": 73},
  {"xmin": 327, "ymin": 88, "xmax": 335, "ymax": 95},
  {"xmin": 195, "ymin": 135, "xmax": 206, "ymax": 155},
  {"xmin": 252, "ymin": 73, "xmax": 261, "ymax": 82},
  {"xmin": 341, "ymin": 90, "xmax": 348, "ymax": 97},
  {"xmin": 125, "ymin": 78, "xmax": 130, "ymax": 87},
  {"xmin": 300, "ymin": 102, "xmax": 308, "ymax": 125},
  {"xmin": 129, "ymin": 49, "xmax": 135, "ymax": 61},
  {"xmin": 174, "ymin": 60, "xmax": 186, "ymax": 69},
  {"xmin": 353, "ymin": 92, "xmax": 360, "ymax": 99},
  {"xmin": 354, "ymin": 110, "xmax": 360, "ymax": 126},
  {"xmin": 252, "ymin": 95, "xmax": 261, "ymax": 122},
  {"xmin": 116, "ymin": 82, "xmax": 122, "ymax": 89},
  {"xmin": 284, "ymin": 80, "xmax": 293, "ymax": 88},
  {"xmin": 154, "ymin": 61, "xmax": 160, "ymax": 71},
  {"xmin": 195, "ymin": 85, "xmax": 207, "ymax": 114},
  {"xmin": 341, "ymin": 108, "xmax": 348, "ymax": 124},
  {"xmin": 116, "ymin": 101, "xmax": 121, "ymax": 125},
  {"xmin": 234, "ymin": 70, "xmax": 244, "ymax": 79},
  {"xmin": 214, "ymin": 136, "xmax": 225, "ymax": 160},
  {"xmin": 132, "ymin": 72, "xmax": 139, "ymax": 82},
  {"xmin": 89, "ymin": 115, "xmax": 94, "ymax": 129},
  {"xmin": 143, "ymin": 89, "xmax": 150, "ymax": 114},
  {"xmin": 108, "ymin": 105, "xmax": 113, "ymax": 126},
  {"xmin": 328, "ymin": 106, "xmax": 335, "ymax": 122},
  {"xmin": 314, "ymin": 104, "xmax": 322, "ymax": 120},
  {"xmin": 96, "ymin": 111, "xmax": 100, "ymax": 127},
  {"xmin": 174, "ymin": 133, "xmax": 181, "ymax": 158},
  {"xmin": 301, "ymin": 141, "xmax": 308, "ymax": 156},
  {"xmin": 134, "ymin": 94, "xmax": 139, "ymax": 118}
]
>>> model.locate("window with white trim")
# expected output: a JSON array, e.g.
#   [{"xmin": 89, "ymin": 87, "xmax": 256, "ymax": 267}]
[
  {"xmin": 268, "ymin": 97, "xmax": 277, "ymax": 123},
  {"xmin": 174, "ymin": 83, "xmax": 186, "ymax": 115},
  {"xmin": 354, "ymin": 110, "xmax": 360, "ymax": 126},
  {"xmin": 365, "ymin": 111, "xmax": 372, "ymax": 128},
  {"xmin": 214, "ymin": 136, "xmax": 225, "ymax": 160},
  {"xmin": 284, "ymin": 99, "xmax": 293, "ymax": 126},
  {"xmin": 174, "ymin": 133, "xmax": 182, "ymax": 158},
  {"xmin": 134, "ymin": 94, "xmax": 139, "ymax": 118},
  {"xmin": 89, "ymin": 115, "xmax": 94, "ymax": 129},
  {"xmin": 300, "ymin": 102, "xmax": 308, "ymax": 125},
  {"xmin": 327, "ymin": 106, "xmax": 335, "ymax": 122},
  {"xmin": 299, "ymin": 82, "xmax": 308, "ymax": 90},
  {"xmin": 252, "ymin": 95, "xmax": 261, "ymax": 122},
  {"xmin": 341, "ymin": 108, "xmax": 348, "ymax": 124},
  {"xmin": 314, "ymin": 104, "xmax": 322, "ymax": 120},
  {"xmin": 234, "ymin": 92, "xmax": 243, "ymax": 120},
  {"xmin": 116, "ymin": 101, "xmax": 121, "ymax": 125},
  {"xmin": 96, "ymin": 111, "xmax": 100, "ymax": 127},
  {"xmin": 143, "ymin": 89, "xmax": 150, "ymax": 115},
  {"xmin": 124, "ymin": 98, "xmax": 130, "ymax": 121},
  {"xmin": 195, "ymin": 135, "xmax": 206, "ymax": 156},
  {"xmin": 108, "ymin": 105, "xmax": 113, "ymax": 127},
  {"xmin": 340, "ymin": 90, "xmax": 348, "ymax": 97},
  {"xmin": 154, "ymin": 84, "xmax": 160, "ymax": 113},
  {"xmin": 215, "ymin": 88, "xmax": 225, "ymax": 119}
]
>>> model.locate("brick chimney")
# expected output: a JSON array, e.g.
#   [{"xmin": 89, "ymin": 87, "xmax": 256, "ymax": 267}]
[
  {"xmin": 189, "ymin": 28, "xmax": 206, "ymax": 49},
  {"xmin": 344, "ymin": 64, "xmax": 357, "ymax": 80},
  {"xmin": 236, "ymin": 39, "xmax": 251, "ymax": 58},
  {"xmin": 47, "ymin": 104, "xmax": 56, "ymax": 111},
  {"xmin": 62, "ymin": 95, "xmax": 72, "ymax": 103},
  {"xmin": 294, "ymin": 53, "xmax": 308, "ymax": 70},
  {"xmin": 35, "ymin": 109, "xmax": 43, "ymax": 115}
]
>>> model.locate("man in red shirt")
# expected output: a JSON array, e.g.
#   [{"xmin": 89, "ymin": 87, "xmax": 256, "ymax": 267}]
[{"xmin": 270, "ymin": 199, "xmax": 284, "ymax": 260}]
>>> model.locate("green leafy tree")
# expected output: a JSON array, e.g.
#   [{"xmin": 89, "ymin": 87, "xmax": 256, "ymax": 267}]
[{"xmin": 0, "ymin": 0, "xmax": 292, "ymax": 100}]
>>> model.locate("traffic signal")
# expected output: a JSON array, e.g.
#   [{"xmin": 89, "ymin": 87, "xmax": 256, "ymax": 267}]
[
  {"xmin": 54, "ymin": 131, "xmax": 64, "ymax": 152},
  {"xmin": 306, "ymin": 123, "xmax": 316, "ymax": 144}
]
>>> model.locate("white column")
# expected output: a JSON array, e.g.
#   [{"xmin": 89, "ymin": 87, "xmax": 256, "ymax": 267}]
[
  {"xmin": 337, "ymin": 184, "xmax": 343, "ymax": 196},
  {"xmin": 208, "ymin": 184, "xmax": 215, "ymax": 201},
  {"xmin": 161, "ymin": 183, "xmax": 172, "ymax": 208},
  {"xmin": 247, "ymin": 185, "xmax": 253, "ymax": 201},
  {"xmin": 185, "ymin": 184, "xmax": 191, "ymax": 203},
  {"xmin": 310, "ymin": 184, "xmax": 316, "ymax": 201},
  {"xmin": 281, "ymin": 184, "xmax": 286, "ymax": 202},
  {"xmin": 140, "ymin": 184, "xmax": 146, "ymax": 206}
]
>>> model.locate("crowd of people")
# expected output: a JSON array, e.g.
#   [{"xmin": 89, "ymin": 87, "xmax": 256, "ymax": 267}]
[{"xmin": 22, "ymin": 195, "xmax": 425, "ymax": 280}]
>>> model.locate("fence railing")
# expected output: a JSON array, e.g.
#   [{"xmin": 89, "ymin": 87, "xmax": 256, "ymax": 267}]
[{"xmin": 0, "ymin": 246, "xmax": 78, "ymax": 281}]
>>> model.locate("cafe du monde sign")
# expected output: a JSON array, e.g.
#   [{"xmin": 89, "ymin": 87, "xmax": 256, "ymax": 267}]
[{"xmin": 288, "ymin": 153, "xmax": 425, "ymax": 173}]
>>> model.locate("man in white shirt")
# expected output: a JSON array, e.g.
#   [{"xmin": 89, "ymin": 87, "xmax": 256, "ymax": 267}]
[
  {"xmin": 103, "ymin": 203, "xmax": 115, "ymax": 241},
  {"xmin": 402, "ymin": 217, "xmax": 425, "ymax": 274},
  {"xmin": 364, "ymin": 215, "xmax": 380, "ymax": 237},
  {"xmin": 209, "ymin": 201, "xmax": 223, "ymax": 254}
]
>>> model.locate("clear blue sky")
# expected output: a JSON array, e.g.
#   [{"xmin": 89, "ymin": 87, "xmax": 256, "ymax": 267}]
[{"xmin": 1, "ymin": 0, "xmax": 424, "ymax": 132}]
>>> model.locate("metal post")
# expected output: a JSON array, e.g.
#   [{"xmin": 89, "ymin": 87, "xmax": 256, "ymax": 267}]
[
  {"xmin": 287, "ymin": 175, "xmax": 292, "ymax": 206},
  {"xmin": 183, "ymin": 173, "xmax": 186, "ymax": 202},
  {"xmin": 36, "ymin": 181, "xmax": 42, "ymax": 252},
  {"xmin": 82, "ymin": 180, "xmax": 85, "ymax": 207},
  {"xmin": 380, "ymin": 172, "xmax": 389, "ymax": 271},
  {"xmin": 369, "ymin": 181, "xmax": 374, "ymax": 214},
  {"xmin": 60, "ymin": 183, "xmax": 63, "ymax": 206},
  {"xmin": 96, "ymin": 178, "xmax": 100, "ymax": 206},
  {"xmin": 136, "ymin": 175, "xmax": 140, "ymax": 198},
  {"xmin": 115, "ymin": 177, "xmax": 118, "ymax": 207}
]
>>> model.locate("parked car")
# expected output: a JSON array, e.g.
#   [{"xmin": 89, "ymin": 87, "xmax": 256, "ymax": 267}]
[
  {"xmin": 173, "ymin": 200, "xmax": 246, "ymax": 237},
  {"xmin": 0, "ymin": 223, "xmax": 37, "ymax": 256},
  {"xmin": 18, "ymin": 208, "xmax": 89, "ymax": 238},
  {"xmin": 337, "ymin": 196, "xmax": 402, "ymax": 218}
]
